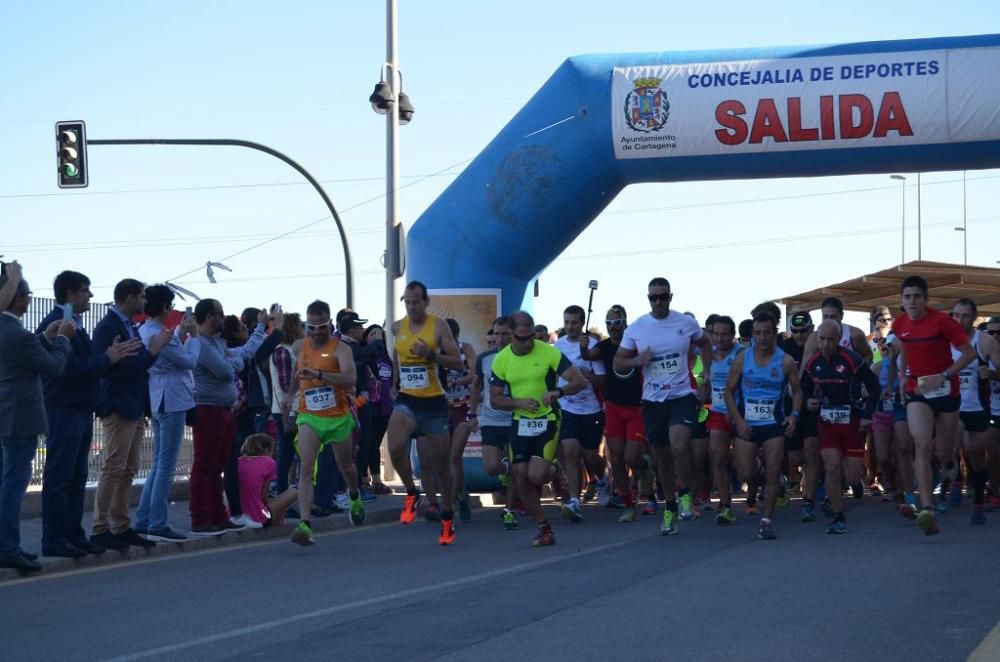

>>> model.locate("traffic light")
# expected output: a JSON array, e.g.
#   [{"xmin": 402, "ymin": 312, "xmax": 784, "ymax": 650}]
[{"xmin": 55, "ymin": 121, "xmax": 88, "ymax": 188}]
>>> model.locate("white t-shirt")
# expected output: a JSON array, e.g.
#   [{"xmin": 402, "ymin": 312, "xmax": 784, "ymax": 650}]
[
  {"xmin": 555, "ymin": 335, "xmax": 605, "ymax": 415},
  {"xmin": 621, "ymin": 311, "xmax": 703, "ymax": 402}
]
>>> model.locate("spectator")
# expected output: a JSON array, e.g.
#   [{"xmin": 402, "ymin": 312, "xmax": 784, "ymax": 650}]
[
  {"xmin": 189, "ymin": 299, "xmax": 267, "ymax": 535},
  {"xmin": 37, "ymin": 270, "xmax": 140, "ymax": 558},
  {"xmin": 225, "ymin": 306, "xmax": 284, "ymax": 528},
  {"xmin": 238, "ymin": 433, "xmax": 297, "ymax": 527},
  {"xmin": 133, "ymin": 285, "xmax": 202, "ymax": 542},
  {"xmin": 533, "ymin": 324, "xmax": 549, "ymax": 341},
  {"xmin": 90, "ymin": 279, "xmax": 170, "ymax": 552},
  {"xmin": 0, "ymin": 264, "xmax": 73, "ymax": 573},
  {"xmin": 363, "ymin": 324, "xmax": 393, "ymax": 494},
  {"xmin": 270, "ymin": 313, "xmax": 302, "ymax": 497}
]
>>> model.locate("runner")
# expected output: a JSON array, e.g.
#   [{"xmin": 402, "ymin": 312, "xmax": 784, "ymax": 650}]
[
  {"xmin": 687, "ymin": 312, "xmax": 712, "ymax": 519},
  {"xmin": 707, "ymin": 315, "xmax": 743, "ymax": 525},
  {"xmin": 489, "ymin": 311, "xmax": 587, "ymax": 547},
  {"xmin": 285, "ymin": 300, "xmax": 364, "ymax": 546},
  {"xmin": 556, "ymin": 305, "xmax": 607, "ymax": 522},
  {"xmin": 780, "ymin": 312, "xmax": 822, "ymax": 522},
  {"xmin": 469, "ymin": 317, "xmax": 520, "ymax": 530},
  {"xmin": 891, "ymin": 276, "xmax": 977, "ymax": 535},
  {"xmin": 868, "ymin": 305, "xmax": 893, "ymax": 364},
  {"xmin": 724, "ymin": 310, "xmax": 802, "ymax": 540},
  {"xmin": 989, "ymin": 316, "xmax": 1000, "ymax": 510},
  {"xmin": 802, "ymin": 297, "xmax": 874, "ymax": 364},
  {"xmin": 583, "ymin": 305, "xmax": 649, "ymax": 523},
  {"xmin": 950, "ymin": 298, "xmax": 1000, "ymax": 524},
  {"xmin": 386, "ymin": 281, "xmax": 465, "ymax": 545},
  {"xmin": 444, "ymin": 318, "xmax": 477, "ymax": 523},
  {"xmin": 800, "ymin": 320, "xmax": 881, "ymax": 534},
  {"xmin": 614, "ymin": 277, "xmax": 713, "ymax": 535}
]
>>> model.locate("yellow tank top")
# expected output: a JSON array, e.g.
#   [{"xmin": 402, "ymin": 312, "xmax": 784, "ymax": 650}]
[
  {"xmin": 396, "ymin": 314, "xmax": 444, "ymax": 398},
  {"xmin": 297, "ymin": 337, "xmax": 350, "ymax": 417}
]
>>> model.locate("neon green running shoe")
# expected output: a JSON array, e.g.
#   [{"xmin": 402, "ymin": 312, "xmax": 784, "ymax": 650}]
[
  {"xmin": 291, "ymin": 521, "xmax": 314, "ymax": 546},
  {"xmin": 660, "ymin": 509, "xmax": 678, "ymax": 535},
  {"xmin": 348, "ymin": 495, "xmax": 366, "ymax": 527},
  {"xmin": 502, "ymin": 510, "xmax": 519, "ymax": 530},
  {"xmin": 679, "ymin": 493, "xmax": 694, "ymax": 521},
  {"xmin": 715, "ymin": 506, "xmax": 735, "ymax": 525}
]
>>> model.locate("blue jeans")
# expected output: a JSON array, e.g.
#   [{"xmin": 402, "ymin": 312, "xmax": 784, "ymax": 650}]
[
  {"xmin": 42, "ymin": 409, "xmax": 93, "ymax": 548},
  {"xmin": 134, "ymin": 411, "xmax": 186, "ymax": 531},
  {"xmin": 0, "ymin": 437, "xmax": 38, "ymax": 556},
  {"xmin": 272, "ymin": 413, "xmax": 297, "ymax": 494}
]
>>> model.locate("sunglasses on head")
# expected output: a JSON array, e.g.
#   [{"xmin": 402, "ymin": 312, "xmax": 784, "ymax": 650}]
[{"xmin": 647, "ymin": 293, "xmax": 670, "ymax": 303}]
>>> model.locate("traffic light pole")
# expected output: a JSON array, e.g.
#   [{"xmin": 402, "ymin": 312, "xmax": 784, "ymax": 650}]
[{"xmin": 87, "ymin": 137, "xmax": 354, "ymax": 308}]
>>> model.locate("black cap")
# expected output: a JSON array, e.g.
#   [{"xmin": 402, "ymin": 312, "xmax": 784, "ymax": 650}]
[
  {"xmin": 789, "ymin": 311, "xmax": 813, "ymax": 330},
  {"xmin": 338, "ymin": 312, "xmax": 368, "ymax": 331}
]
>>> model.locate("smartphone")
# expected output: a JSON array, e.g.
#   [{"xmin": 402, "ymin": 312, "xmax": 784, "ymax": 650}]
[{"xmin": 61, "ymin": 303, "xmax": 74, "ymax": 321}]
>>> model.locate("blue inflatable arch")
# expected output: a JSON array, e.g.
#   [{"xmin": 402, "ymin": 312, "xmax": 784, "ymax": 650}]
[{"xmin": 407, "ymin": 34, "xmax": 1000, "ymax": 310}]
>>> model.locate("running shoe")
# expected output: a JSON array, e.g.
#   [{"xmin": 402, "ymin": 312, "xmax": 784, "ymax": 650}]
[
  {"xmin": 359, "ymin": 487, "xmax": 377, "ymax": 503},
  {"xmin": 502, "ymin": 510, "xmax": 519, "ymax": 530},
  {"xmin": 561, "ymin": 500, "xmax": 584, "ymax": 523},
  {"xmin": 659, "ymin": 509, "xmax": 678, "ymax": 536},
  {"xmin": 757, "ymin": 518, "xmax": 777, "ymax": 540},
  {"xmin": 971, "ymin": 506, "xmax": 986, "ymax": 526},
  {"xmin": 745, "ymin": 502, "xmax": 758, "ymax": 516},
  {"xmin": 643, "ymin": 497, "xmax": 659, "ymax": 515},
  {"xmin": 291, "ymin": 521, "xmax": 314, "ymax": 546},
  {"xmin": 934, "ymin": 498, "xmax": 948, "ymax": 515},
  {"xmin": 457, "ymin": 493, "xmax": 472, "ymax": 523},
  {"xmin": 532, "ymin": 525, "xmax": 555, "ymax": 547},
  {"xmin": 898, "ymin": 503, "xmax": 918, "ymax": 520},
  {"xmin": 424, "ymin": 503, "xmax": 441, "ymax": 522},
  {"xmin": 916, "ymin": 509, "xmax": 941, "ymax": 536},
  {"xmin": 868, "ymin": 482, "xmax": 883, "ymax": 497},
  {"xmin": 827, "ymin": 519, "xmax": 847, "ymax": 535},
  {"xmin": 400, "ymin": 493, "xmax": 422, "ymax": 525},
  {"xmin": 348, "ymin": 495, "xmax": 366, "ymax": 527},
  {"xmin": 700, "ymin": 498, "xmax": 715, "ymax": 512},
  {"xmin": 606, "ymin": 493, "xmax": 626, "ymax": 509},
  {"xmin": 801, "ymin": 501, "xmax": 816, "ymax": 523},
  {"xmin": 438, "ymin": 519, "xmax": 456, "ymax": 546},
  {"xmin": 948, "ymin": 482, "xmax": 964, "ymax": 508},
  {"xmin": 582, "ymin": 480, "xmax": 598, "ymax": 503},
  {"xmin": 777, "ymin": 493, "xmax": 790, "ymax": 509},
  {"xmin": 715, "ymin": 506, "xmax": 735, "ymax": 525},
  {"xmin": 597, "ymin": 479, "xmax": 611, "ymax": 507},
  {"xmin": 335, "ymin": 492, "xmax": 350, "ymax": 511},
  {"xmin": 679, "ymin": 493, "xmax": 694, "ymax": 521},
  {"xmin": 618, "ymin": 506, "xmax": 637, "ymax": 523},
  {"xmin": 820, "ymin": 498, "xmax": 834, "ymax": 518}
]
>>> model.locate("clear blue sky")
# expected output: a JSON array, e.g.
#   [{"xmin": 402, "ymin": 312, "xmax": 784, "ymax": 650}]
[{"xmin": 2, "ymin": 1, "xmax": 998, "ymax": 332}]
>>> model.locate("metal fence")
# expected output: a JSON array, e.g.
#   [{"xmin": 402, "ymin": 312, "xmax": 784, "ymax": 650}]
[
  {"xmin": 29, "ymin": 420, "xmax": 194, "ymax": 488},
  {"xmin": 22, "ymin": 296, "xmax": 194, "ymax": 488}
]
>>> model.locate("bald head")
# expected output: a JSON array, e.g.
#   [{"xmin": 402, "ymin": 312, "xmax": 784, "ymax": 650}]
[{"xmin": 816, "ymin": 319, "xmax": 842, "ymax": 357}]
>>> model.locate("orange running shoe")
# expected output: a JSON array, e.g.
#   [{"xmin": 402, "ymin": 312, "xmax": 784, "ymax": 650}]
[
  {"xmin": 400, "ymin": 493, "xmax": 422, "ymax": 525},
  {"xmin": 438, "ymin": 519, "xmax": 456, "ymax": 545}
]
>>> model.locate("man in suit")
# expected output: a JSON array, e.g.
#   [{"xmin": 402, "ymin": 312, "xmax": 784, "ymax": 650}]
[
  {"xmin": 0, "ymin": 264, "xmax": 74, "ymax": 573},
  {"xmin": 37, "ymin": 271, "xmax": 141, "ymax": 558},
  {"xmin": 90, "ymin": 279, "xmax": 171, "ymax": 551}
]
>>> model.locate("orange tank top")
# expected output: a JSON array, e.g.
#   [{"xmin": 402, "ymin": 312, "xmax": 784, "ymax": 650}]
[{"xmin": 297, "ymin": 337, "xmax": 350, "ymax": 418}]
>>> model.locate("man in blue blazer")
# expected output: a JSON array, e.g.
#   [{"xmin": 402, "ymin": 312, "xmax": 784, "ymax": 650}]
[
  {"xmin": 0, "ymin": 264, "xmax": 74, "ymax": 573},
  {"xmin": 37, "ymin": 271, "xmax": 141, "ymax": 558},
  {"xmin": 90, "ymin": 279, "xmax": 171, "ymax": 551}
]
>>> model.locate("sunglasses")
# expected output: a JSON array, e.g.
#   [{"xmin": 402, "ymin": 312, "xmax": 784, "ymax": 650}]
[
  {"xmin": 647, "ymin": 293, "xmax": 670, "ymax": 303},
  {"xmin": 791, "ymin": 328, "xmax": 812, "ymax": 334},
  {"xmin": 605, "ymin": 319, "xmax": 626, "ymax": 327},
  {"xmin": 306, "ymin": 323, "xmax": 330, "ymax": 332},
  {"xmin": 513, "ymin": 333, "xmax": 534, "ymax": 342}
]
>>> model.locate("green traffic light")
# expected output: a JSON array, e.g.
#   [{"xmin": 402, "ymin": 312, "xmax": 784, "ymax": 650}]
[{"xmin": 62, "ymin": 163, "xmax": 79, "ymax": 178}]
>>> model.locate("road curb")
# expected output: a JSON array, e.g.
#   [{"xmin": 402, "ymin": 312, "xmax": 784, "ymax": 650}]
[{"xmin": 1, "ymin": 497, "xmax": 483, "ymax": 583}]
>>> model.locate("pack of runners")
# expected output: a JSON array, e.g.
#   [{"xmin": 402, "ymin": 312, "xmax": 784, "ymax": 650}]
[{"xmin": 386, "ymin": 275, "xmax": 1000, "ymax": 547}]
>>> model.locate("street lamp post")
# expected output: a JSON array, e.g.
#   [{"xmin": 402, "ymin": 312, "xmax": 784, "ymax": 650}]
[
  {"xmin": 954, "ymin": 172, "xmax": 968, "ymax": 265},
  {"xmin": 890, "ymin": 174, "xmax": 906, "ymax": 263}
]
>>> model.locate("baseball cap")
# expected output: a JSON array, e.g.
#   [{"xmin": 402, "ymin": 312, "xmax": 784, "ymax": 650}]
[
  {"xmin": 338, "ymin": 311, "xmax": 368, "ymax": 331},
  {"xmin": 789, "ymin": 312, "xmax": 814, "ymax": 330}
]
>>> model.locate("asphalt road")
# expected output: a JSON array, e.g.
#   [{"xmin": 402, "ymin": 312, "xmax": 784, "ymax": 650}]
[{"xmin": 2, "ymin": 497, "xmax": 998, "ymax": 662}]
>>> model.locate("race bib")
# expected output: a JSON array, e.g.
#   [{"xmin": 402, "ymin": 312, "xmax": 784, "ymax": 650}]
[
  {"xmin": 918, "ymin": 375, "xmax": 951, "ymax": 399},
  {"xmin": 821, "ymin": 405, "xmax": 851, "ymax": 425},
  {"xmin": 650, "ymin": 353, "xmax": 681, "ymax": 380},
  {"xmin": 959, "ymin": 371, "xmax": 974, "ymax": 392},
  {"xmin": 378, "ymin": 364, "xmax": 392, "ymax": 379},
  {"xmin": 400, "ymin": 366, "xmax": 429, "ymax": 391},
  {"xmin": 711, "ymin": 386, "xmax": 727, "ymax": 409},
  {"xmin": 881, "ymin": 398, "xmax": 895, "ymax": 412},
  {"xmin": 992, "ymin": 389, "xmax": 1000, "ymax": 413},
  {"xmin": 517, "ymin": 417, "xmax": 548, "ymax": 437},
  {"xmin": 304, "ymin": 386, "xmax": 336, "ymax": 412},
  {"xmin": 745, "ymin": 398, "xmax": 775, "ymax": 423}
]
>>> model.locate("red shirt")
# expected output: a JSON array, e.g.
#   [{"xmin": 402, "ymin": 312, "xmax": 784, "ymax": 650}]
[{"xmin": 891, "ymin": 306, "xmax": 968, "ymax": 396}]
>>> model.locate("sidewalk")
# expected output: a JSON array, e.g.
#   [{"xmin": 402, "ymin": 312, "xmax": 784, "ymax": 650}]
[{"xmin": 2, "ymin": 490, "xmax": 482, "ymax": 583}]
